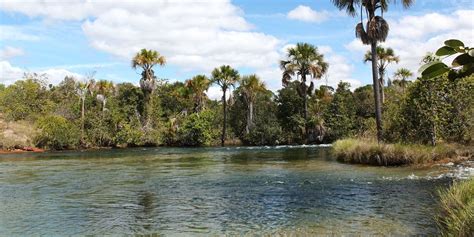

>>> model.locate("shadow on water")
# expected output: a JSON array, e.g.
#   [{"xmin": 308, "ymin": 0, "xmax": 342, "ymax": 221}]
[{"xmin": 0, "ymin": 146, "xmax": 456, "ymax": 235}]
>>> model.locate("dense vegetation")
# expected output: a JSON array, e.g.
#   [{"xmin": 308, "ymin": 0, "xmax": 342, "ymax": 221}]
[{"xmin": 0, "ymin": 39, "xmax": 473, "ymax": 150}]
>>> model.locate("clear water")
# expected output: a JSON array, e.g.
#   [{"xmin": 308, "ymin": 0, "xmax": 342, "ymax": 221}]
[{"xmin": 0, "ymin": 146, "xmax": 460, "ymax": 236}]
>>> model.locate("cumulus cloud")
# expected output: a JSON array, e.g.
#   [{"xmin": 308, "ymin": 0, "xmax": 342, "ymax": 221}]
[
  {"xmin": 345, "ymin": 10, "xmax": 474, "ymax": 78},
  {"xmin": 0, "ymin": 46, "xmax": 24, "ymax": 59},
  {"xmin": 287, "ymin": 5, "xmax": 328, "ymax": 23},
  {"xmin": 0, "ymin": 61, "xmax": 82, "ymax": 85}
]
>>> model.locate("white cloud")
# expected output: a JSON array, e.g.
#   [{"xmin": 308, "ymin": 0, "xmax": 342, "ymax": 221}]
[
  {"xmin": 287, "ymin": 5, "xmax": 328, "ymax": 23},
  {"xmin": 345, "ymin": 10, "xmax": 474, "ymax": 78},
  {"xmin": 0, "ymin": 46, "xmax": 24, "ymax": 59},
  {"xmin": 0, "ymin": 25, "xmax": 41, "ymax": 41},
  {"xmin": 1, "ymin": 0, "xmax": 282, "ymax": 86},
  {"xmin": 317, "ymin": 47, "xmax": 361, "ymax": 90},
  {"xmin": 1, "ymin": 0, "xmax": 286, "ymax": 94},
  {"xmin": 0, "ymin": 61, "xmax": 82, "ymax": 85}
]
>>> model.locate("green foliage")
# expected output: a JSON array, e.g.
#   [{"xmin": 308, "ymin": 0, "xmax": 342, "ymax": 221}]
[
  {"xmin": 276, "ymin": 81, "xmax": 305, "ymax": 144},
  {"xmin": 421, "ymin": 39, "xmax": 474, "ymax": 80},
  {"xmin": 324, "ymin": 82, "xmax": 356, "ymax": 141},
  {"xmin": 35, "ymin": 115, "xmax": 80, "ymax": 150},
  {"xmin": 177, "ymin": 110, "xmax": 217, "ymax": 146},
  {"xmin": 437, "ymin": 178, "xmax": 474, "ymax": 237},
  {"xmin": 0, "ymin": 78, "xmax": 53, "ymax": 121}
]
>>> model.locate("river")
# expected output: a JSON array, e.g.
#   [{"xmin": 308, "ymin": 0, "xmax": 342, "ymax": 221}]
[{"xmin": 0, "ymin": 146, "xmax": 471, "ymax": 235}]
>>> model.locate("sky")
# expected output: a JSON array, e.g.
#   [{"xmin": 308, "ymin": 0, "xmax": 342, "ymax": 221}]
[{"xmin": 1, "ymin": 0, "xmax": 473, "ymax": 99}]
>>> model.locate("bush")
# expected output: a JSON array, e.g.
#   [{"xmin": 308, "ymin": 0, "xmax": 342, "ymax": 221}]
[
  {"xmin": 437, "ymin": 178, "xmax": 474, "ymax": 237},
  {"xmin": 177, "ymin": 110, "xmax": 216, "ymax": 146},
  {"xmin": 35, "ymin": 115, "xmax": 80, "ymax": 150},
  {"xmin": 332, "ymin": 139, "xmax": 460, "ymax": 166},
  {"xmin": 114, "ymin": 123, "xmax": 144, "ymax": 147}
]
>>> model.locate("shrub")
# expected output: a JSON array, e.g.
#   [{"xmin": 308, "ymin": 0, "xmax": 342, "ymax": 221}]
[
  {"xmin": 437, "ymin": 178, "xmax": 474, "ymax": 237},
  {"xmin": 35, "ymin": 115, "xmax": 80, "ymax": 150},
  {"xmin": 177, "ymin": 110, "xmax": 216, "ymax": 146}
]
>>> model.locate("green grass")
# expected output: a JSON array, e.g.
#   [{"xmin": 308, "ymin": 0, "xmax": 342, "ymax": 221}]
[
  {"xmin": 437, "ymin": 178, "xmax": 474, "ymax": 237},
  {"xmin": 332, "ymin": 139, "xmax": 464, "ymax": 166}
]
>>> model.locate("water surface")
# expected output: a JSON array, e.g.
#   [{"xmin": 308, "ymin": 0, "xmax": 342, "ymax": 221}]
[{"xmin": 0, "ymin": 146, "xmax": 462, "ymax": 235}]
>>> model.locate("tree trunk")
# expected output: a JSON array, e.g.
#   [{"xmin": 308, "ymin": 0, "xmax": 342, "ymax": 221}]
[
  {"xmin": 302, "ymin": 75, "xmax": 308, "ymax": 144},
  {"xmin": 81, "ymin": 97, "xmax": 85, "ymax": 144},
  {"xmin": 371, "ymin": 41, "xmax": 383, "ymax": 143},
  {"xmin": 379, "ymin": 68, "xmax": 385, "ymax": 104},
  {"xmin": 221, "ymin": 89, "xmax": 227, "ymax": 147},
  {"xmin": 245, "ymin": 101, "xmax": 253, "ymax": 135}
]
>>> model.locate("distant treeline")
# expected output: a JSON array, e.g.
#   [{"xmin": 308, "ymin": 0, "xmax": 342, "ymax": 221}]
[{"xmin": 0, "ymin": 71, "xmax": 471, "ymax": 150}]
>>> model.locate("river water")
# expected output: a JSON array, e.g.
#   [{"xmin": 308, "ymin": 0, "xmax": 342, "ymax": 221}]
[{"xmin": 0, "ymin": 146, "xmax": 470, "ymax": 236}]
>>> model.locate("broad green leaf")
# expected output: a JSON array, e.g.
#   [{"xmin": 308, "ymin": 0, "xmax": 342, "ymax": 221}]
[
  {"xmin": 420, "ymin": 61, "xmax": 449, "ymax": 79},
  {"xmin": 444, "ymin": 39, "xmax": 464, "ymax": 48},
  {"xmin": 452, "ymin": 53, "xmax": 474, "ymax": 67},
  {"xmin": 436, "ymin": 46, "xmax": 457, "ymax": 56}
]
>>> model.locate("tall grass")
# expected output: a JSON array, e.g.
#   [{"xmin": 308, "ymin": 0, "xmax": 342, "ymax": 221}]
[
  {"xmin": 437, "ymin": 178, "xmax": 474, "ymax": 237},
  {"xmin": 332, "ymin": 139, "xmax": 461, "ymax": 166}
]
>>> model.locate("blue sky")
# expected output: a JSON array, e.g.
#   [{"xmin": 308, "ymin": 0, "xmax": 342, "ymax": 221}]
[{"xmin": 1, "ymin": 0, "xmax": 473, "ymax": 97}]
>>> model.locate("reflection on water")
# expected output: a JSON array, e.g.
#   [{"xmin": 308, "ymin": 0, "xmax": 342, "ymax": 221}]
[{"xmin": 0, "ymin": 146, "xmax": 460, "ymax": 235}]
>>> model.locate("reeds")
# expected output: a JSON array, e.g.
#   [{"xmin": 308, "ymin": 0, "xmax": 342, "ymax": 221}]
[{"xmin": 436, "ymin": 178, "xmax": 474, "ymax": 237}]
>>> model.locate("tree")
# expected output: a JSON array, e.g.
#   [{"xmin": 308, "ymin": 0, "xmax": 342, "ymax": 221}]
[
  {"xmin": 280, "ymin": 42, "xmax": 328, "ymax": 143},
  {"xmin": 332, "ymin": 0, "xmax": 413, "ymax": 142},
  {"xmin": 76, "ymin": 73, "xmax": 95, "ymax": 143},
  {"xmin": 393, "ymin": 68, "xmax": 413, "ymax": 91},
  {"xmin": 239, "ymin": 74, "xmax": 266, "ymax": 135},
  {"xmin": 131, "ymin": 49, "xmax": 166, "ymax": 128},
  {"xmin": 185, "ymin": 75, "xmax": 211, "ymax": 113},
  {"xmin": 364, "ymin": 46, "xmax": 399, "ymax": 103},
  {"xmin": 211, "ymin": 65, "xmax": 240, "ymax": 146},
  {"xmin": 324, "ymin": 81, "xmax": 357, "ymax": 141}
]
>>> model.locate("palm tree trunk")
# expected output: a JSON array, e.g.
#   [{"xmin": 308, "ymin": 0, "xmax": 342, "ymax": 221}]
[
  {"xmin": 221, "ymin": 89, "xmax": 227, "ymax": 147},
  {"xmin": 302, "ymin": 75, "xmax": 308, "ymax": 144},
  {"xmin": 81, "ymin": 97, "xmax": 85, "ymax": 144},
  {"xmin": 379, "ymin": 68, "xmax": 385, "ymax": 104},
  {"xmin": 371, "ymin": 40, "xmax": 383, "ymax": 143},
  {"xmin": 245, "ymin": 101, "xmax": 253, "ymax": 135}
]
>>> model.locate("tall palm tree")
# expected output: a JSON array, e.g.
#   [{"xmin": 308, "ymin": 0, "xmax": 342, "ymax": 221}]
[
  {"xmin": 211, "ymin": 65, "xmax": 240, "ymax": 146},
  {"xmin": 280, "ymin": 42, "xmax": 328, "ymax": 143},
  {"xmin": 131, "ymin": 49, "xmax": 166, "ymax": 128},
  {"xmin": 94, "ymin": 80, "xmax": 114, "ymax": 112},
  {"xmin": 240, "ymin": 74, "xmax": 266, "ymax": 135},
  {"xmin": 185, "ymin": 75, "xmax": 211, "ymax": 113},
  {"xmin": 364, "ymin": 46, "xmax": 399, "ymax": 103},
  {"xmin": 132, "ymin": 48, "xmax": 166, "ymax": 97},
  {"xmin": 393, "ymin": 68, "xmax": 413, "ymax": 91},
  {"xmin": 331, "ymin": 0, "xmax": 413, "ymax": 142}
]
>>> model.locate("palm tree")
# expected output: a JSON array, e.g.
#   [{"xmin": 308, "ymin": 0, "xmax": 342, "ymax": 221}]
[
  {"xmin": 131, "ymin": 49, "xmax": 166, "ymax": 128},
  {"xmin": 94, "ymin": 80, "xmax": 114, "ymax": 112},
  {"xmin": 240, "ymin": 74, "xmax": 266, "ymax": 135},
  {"xmin": 364, "ymin": 46, "xmax": 399, "ymax": 103},
  {"xmin": 280, "ymin": 42, "xmax": 328, "ymax": 143},
  {"xmin": 185, "ymin": 75, "xmax": 211, "ymax": 113},
  {"xmin": 76, "ymin": 72, "xmax": 95, "ymax": 144},
  {"xmin": 393, "ymin": 68, "xmax": 413, "ymax": 91},
  {"xmin": 331, "ymin": 0, "xmax": 413, "ymax": 142},
  {"xmin": 211, "ymin": 65, "xmax": 240, "ymax": 146}
]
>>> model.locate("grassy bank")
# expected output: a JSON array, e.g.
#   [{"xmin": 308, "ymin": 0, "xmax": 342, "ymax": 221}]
[
  {"xmin": 332, "ymin": 139, "xmax": 471, "ymax": 166},
  {"xmin": 437, "ymin": 178, "xmax": 474, "ymax": 237}
]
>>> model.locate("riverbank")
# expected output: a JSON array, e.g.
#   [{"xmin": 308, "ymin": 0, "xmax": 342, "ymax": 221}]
[
  {"xmin": 332, "ymin": 139, "xmax": 473, "ymax": 166},
  {"xmin": 437, "ymin": 177, "xmax": 474, "ymax": 236}
]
